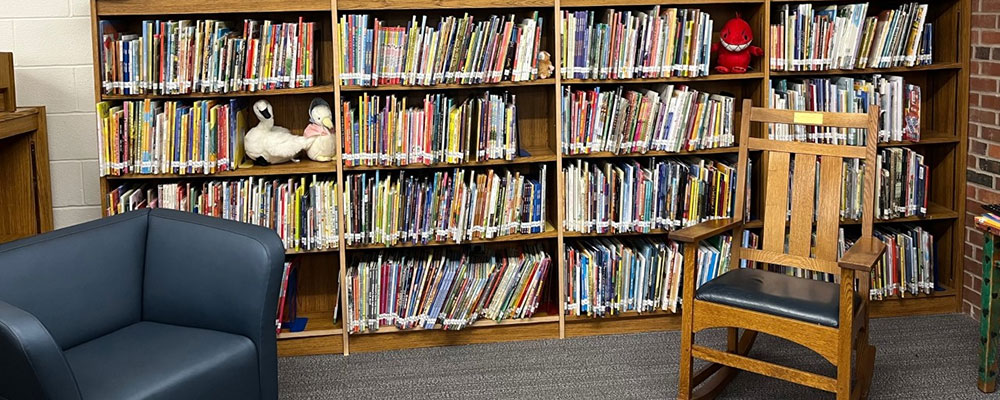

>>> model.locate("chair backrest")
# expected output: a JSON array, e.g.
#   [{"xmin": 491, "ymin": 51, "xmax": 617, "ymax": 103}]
[{"xmin": 733, "ymin": 99, "xmax": 878, "ymax": 276}]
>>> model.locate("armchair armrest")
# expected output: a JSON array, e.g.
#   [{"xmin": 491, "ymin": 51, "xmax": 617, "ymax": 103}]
[
  {"xmin": 669, "ymin": 218, "xmax": 743, "ymax": 243},
  {"xmin": 839, "ymin": 237, "xmax": 886, "ymax": 272},
  {"xmin": 0, "ymin": 300, "xmax": 81, "ymax": 400},
  {"xmin": 141, "ymin": 209, "xmax": 285, "ymax": 399}
]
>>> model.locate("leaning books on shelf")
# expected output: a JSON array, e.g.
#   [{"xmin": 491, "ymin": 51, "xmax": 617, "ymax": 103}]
[
  {"xmin": 276, "ymin": 260, "xmax": 296, "ymax": 334},
  {"xmin": 339, "ymin": 12, "xmax": 544, "ymax": 87},
  {"xmin": 98, "ymin": 18, "xmax": 316, "ymax": 95},
  {"xmin": 95, "ymin": 99, "xmax": 247, "ymax": 176},
  {"xmin": 870, "ymin": 225, "xmax": 935, "ymax": 299},
  {"xmin": 563, "ymin": 157, "xmax": 737, "ymax": 234},
  {"xmin": 770, "ymin": 3, "xmax": 933, "ymax": 72},
  {"xmin": 561, "ymin": 85, "xmax": 735, "ymax": 155},
  {"xmin": 343, "ymin": 166, "xmax": 547, "ymax": 247},
  {"xmin": 565, "ymin": 238, "xmax": 684, "ymax": 317},
  {"xmin": 342, "ymin": 92, "xmax": 519, "ymax": 167},
  {"xmin": 561, "ymin": 7, "xmax": 713, "ymax": 80},
  {"xmin": 346, "ymin": 245, "xmax": 552, "ymax": 333},
  {"xmin": 875, "ymin": 147, "xmax": 928, "ymax": 220},
  {"xmin": 106, "ymin": 175, "xmax": 340, "ymax": 251},
  {"xmin": 768, "ymin": 75, "xmax": 921, "ymax": 144}
]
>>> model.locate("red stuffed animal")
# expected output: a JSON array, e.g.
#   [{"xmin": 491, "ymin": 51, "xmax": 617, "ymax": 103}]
[{"xmin": 712, "ymin": 14, "xmax": 763, "ymax": 74}]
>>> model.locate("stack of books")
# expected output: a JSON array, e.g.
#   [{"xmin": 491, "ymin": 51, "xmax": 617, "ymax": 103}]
[
  {"xmin": 770, "ymin": 3, "xmax": 933, "ymax": 72},
  {"xmin": 96, "ymin": 100, "xmax": 247, "ymax": 176},
  {"xmin": 339, "ymin": 13, "xmax": 544, "ymax": 87},
  {"xmin": 870, "ymin": 225, "xmax": 936, "ymax": 299},
  {"xmin": 346, "ymin": 245, "xmax": 551, "ymax": 332},
  {"xmin": 561, "ymin": 85, "xmax": 735, "ymax": 155},
  {"xmin": 341, "ymin": 92, "xmax": 519, "ymax": 167},
  {"xmin": 343, "ymin": 166, "xmax": 547, "ymax": 247},
  {"xmin": 561, "ymin": 7, "xmax": 713, "ymax": 80},
  {"xmin": 98, "ymin": 18, "xmax": 316, "ymax": 95},
  {"xmin": 768, "ymin": 76, "xmax": 921, "ymax": 144},
  {"xmin": 564, "ymin": 238, "xmax": 684, "ymax": 316},
  {"xmin": 563, "ymin": 158, "xmax": 737, "ymax": 234},
  {"xmin": 106, "ymin": 175, "xmax": 340, "ymax": 252}
]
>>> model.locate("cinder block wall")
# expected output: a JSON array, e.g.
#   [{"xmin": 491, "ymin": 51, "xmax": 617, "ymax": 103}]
[{"xmin": 0, "ymin": 0, "xmax": 102, "ymax": 228}]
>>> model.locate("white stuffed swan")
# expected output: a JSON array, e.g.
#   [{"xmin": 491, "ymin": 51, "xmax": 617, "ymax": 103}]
[
  {"xmin": 244, "ymin": 99, "xmax": 314, "ymax": 165},
  {"xmin": 305, "ymin": 98, "xmax": 336, "ymax": 162}
]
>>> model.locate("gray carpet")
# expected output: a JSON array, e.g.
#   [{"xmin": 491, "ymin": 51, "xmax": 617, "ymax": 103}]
[{"xmin": 279, "ymin": 314, "xmax": 991, "ymax": 399}]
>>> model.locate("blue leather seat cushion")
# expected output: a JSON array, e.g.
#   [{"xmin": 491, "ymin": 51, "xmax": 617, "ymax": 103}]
[
  {"xmin": 695, "ymin": 268, "xmax": 859, "ymax": 327},
  {"xmin": 63, "ymin": 321, "xmax": 258, "ymax": 400}
]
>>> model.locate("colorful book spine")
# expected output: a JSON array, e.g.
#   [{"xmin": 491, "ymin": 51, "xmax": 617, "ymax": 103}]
[
  {"xmin": 106, "ymin": 175, "xmax": 340, "ymax": 251},
  {"xmin": 342, "ymin": 92, "xmax": 519, "ymax": 167},
  {"xmin": 561, "ymin": 85, "xmax": 735, "ymax": 155},
  {"xmin": 563, "ymin": 157, "xmax": 737, "ymax": 234},
  {"xmin": 345, "ymin": 245, "xmax": 551, "ymax": 333}
]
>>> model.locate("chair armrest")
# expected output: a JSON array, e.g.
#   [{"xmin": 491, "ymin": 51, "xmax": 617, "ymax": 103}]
[
  {"xmin": 141, "ymin": 209, "xmax": 285, "ymax": 399},
  {"xmin": 668, "ymin": 218, "xmax": 742, "ymax": 243},
  {"xmin": 0, "ymin": 300, "xmax": 81, "ymax": 400},
  {"xmin": 839, "ymin": 237, "xmax": 886, "ymax": 272}
]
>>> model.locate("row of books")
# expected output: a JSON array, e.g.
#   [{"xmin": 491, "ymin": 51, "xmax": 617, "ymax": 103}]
[
  {"xmin": 105, "ymin": 175, "xmax": 340, "ymax": 251},
  {"xmin": 561, "ymin": 8, "xmax": 713, "ymax": 80},
  {"xmin": 339, "ymin": 13, "xmax": 544, "ymax": 87},
  {"xmin": 561, "ymin": 85, "xmax": 735, "ymax": 156},
  {"xmin": 871, "ymin": 225, "xmax": 936, "ymax": 299},
  {"xmin": 346, "ymin": 246, "xmax": 552, "ymax": 333},
  {"xmin": 563, "ymin": 158, "xmax": 737, "ymax": 234},
  {"xmin": 565, "ymin": 238, "xmax": 684, "ymax": 316},
  {"xmin": 770, "ymin": 3, "xmax": 933, "ymax": 72},
  {"xmin": 768, "ymin": 76, "xmax": 921, "ymax": 144},
  {"xmin": 95, "ymin": 100, "xmax": 247, "ymax": 177},
  {"xmin": 98, "ymin": 18, "xmax": 316, "ymax": 95},
  {"xmin": 343, "ymin": 167, "xmax": 547, "ymax": 247},
  {"xmin": 341, "ymin": 92, "xmax": 519, "ymax": 167},
  {"xmin": 876, "ymin": 147, "xmax": 929, "ymax": 220}
]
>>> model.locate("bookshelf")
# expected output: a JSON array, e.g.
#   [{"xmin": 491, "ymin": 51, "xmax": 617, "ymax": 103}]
[{"xmin": 89, "ymin": 0, "xmax": 970, "ymax": 356}]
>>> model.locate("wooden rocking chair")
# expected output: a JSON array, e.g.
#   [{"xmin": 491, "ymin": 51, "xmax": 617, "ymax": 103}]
[{"xmin": 670, "ymin": 99, "xmax": 885, "ymax": 400}]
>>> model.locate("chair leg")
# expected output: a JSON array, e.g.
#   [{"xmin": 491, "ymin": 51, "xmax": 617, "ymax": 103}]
[
  {"xmin": 857, "ymin": 320, "xmax": 876, "ymax": 399},
  {"xmin": 679, "ymin": 325, "xmax": 695, "ymax": 400}
]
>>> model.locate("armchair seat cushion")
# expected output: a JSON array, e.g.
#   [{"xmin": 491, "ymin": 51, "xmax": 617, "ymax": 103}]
[
  {"xmin": 695, "ymin": 268, "xmax": 860, "ymax": 327},
  {"xmin": 63, "ymin": 321, "xmax": 258, "ymax": 400}
]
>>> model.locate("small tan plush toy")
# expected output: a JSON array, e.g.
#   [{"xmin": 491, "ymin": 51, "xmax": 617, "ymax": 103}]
[{"xmin": 537, "ymin": 51, "xmax": 554, "ymax": 79}]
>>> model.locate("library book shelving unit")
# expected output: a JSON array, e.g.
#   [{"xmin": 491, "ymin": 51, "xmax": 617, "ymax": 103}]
[{"xmin": 89, "ymin": 0, "xmax": 970, "ymax": 356}]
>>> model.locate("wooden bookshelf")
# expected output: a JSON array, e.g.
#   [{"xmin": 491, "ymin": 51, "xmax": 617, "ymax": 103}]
[{"xmin": 90, "ymin": 0, "xmax": 970, "ymax": 357}]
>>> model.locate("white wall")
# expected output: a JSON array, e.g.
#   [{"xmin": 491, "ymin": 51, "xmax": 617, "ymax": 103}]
[{"xmin": 1, "ymin": 0, "xmax": 102, "ymax": 228}]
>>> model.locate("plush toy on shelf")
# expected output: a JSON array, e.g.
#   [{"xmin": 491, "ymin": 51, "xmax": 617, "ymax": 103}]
[
  {"xmin": 304, "ymin": 98, "xmax": 335, "ymax": 162},
  {"xmin": 245, "ymin": 99, "xmax": 314, "ymax": 165},
  {"xmin": 712, "ymin": 14, "xmax": 763, "ymax": 74},
  {"xmin": 537, "ymin": 51, "xmax": 554, "ymax": 79}
]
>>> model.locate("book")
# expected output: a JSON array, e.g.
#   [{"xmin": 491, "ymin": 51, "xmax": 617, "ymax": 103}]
[
  {"xmin": 98, "ymin": 18, "xmax": 316, "ymax": 95},
  {"xmin": 339, "ymin": 13, "xmax": 544, "ymax": 87},
  {"xmin": 561, "ymin": 85, "xmax": 735, "ymax": 155},
  {"xmin": 770, "ymin": 3, "xmax": 932, "ymax": 72},
  {"xmin": 345, "ymin": 245, "xmax": 551, "ymax": 333},
  {"xmin": 343, "ymin": 166, "xmax": 548, "ymax": 247},
  {"xmin": 342, "ymin": 91, "xmax": 519, "ymax": 167},
  {"xmin": 96, "ymin": 99, "xmax": 247, "ymax": 176},
  {"xmin": 106, "ymin": 175, "xmax": 340, "ymax": 251},
  {"xmin": 563, "ymin": 157, "xmax": 737, "ymax": 234},
  {"xmin": 768, "ymin": 75, "xmax": 921, "ymax": 145},
  {"xmin": 561, "ymin": 7, "xmax": 714, "ymax": 80},
  {"xmin": 276, "ymin": 260, "xmax": 295, "ymax": 333}
]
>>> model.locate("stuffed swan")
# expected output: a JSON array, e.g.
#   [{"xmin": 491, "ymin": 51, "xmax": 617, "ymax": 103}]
[
  {"xmin": 304, "ymin": 98, "xmax": 336, "ymax": 162},
  {"xmin": 244, "ymin": 99, "xmax": 314, "ymax": 165}
]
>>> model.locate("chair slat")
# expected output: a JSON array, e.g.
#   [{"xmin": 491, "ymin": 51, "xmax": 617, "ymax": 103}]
[
  {"xmin": 746, "ymin": 137, "xmax": 867, "ymax": 159},
  {"xmin": 814, "ymin": 156, "xmax": 844, "ymax": 262},
  {"xmin": 788, "ymin": 154, "xmax": 817, "ymax": 257},
  {"xmin": 762, "ymin": 151, "xmax": 791, "ymax": 253},
  {"xmin": 740, "ymin": 248, "xmax": 841, "ymax": 275},
  {"xmin": 749, "ymin": 107, "xmax": 871, "ymax": 129}
]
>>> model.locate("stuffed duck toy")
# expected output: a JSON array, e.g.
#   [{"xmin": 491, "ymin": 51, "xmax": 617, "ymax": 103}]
[
  {"xmin": 245, "ymin": 99, "xmax": 314, "ymax": 165},
  {"xmin": 304, "ymin": 98, "xmax": 336, "ymax": 162}
]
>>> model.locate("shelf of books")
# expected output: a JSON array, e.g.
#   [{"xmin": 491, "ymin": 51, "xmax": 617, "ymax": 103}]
[{"xmin": 90, "ymin": 0, "xmax": 969, "ymax": 356}]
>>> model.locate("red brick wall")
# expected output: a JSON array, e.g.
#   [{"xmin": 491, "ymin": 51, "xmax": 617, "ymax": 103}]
[{"xmin": 966, "ymin": 0, "xmax": 1000, "ymax": 317}]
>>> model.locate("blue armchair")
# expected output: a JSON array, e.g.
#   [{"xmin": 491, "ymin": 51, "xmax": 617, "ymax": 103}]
[{"xmin": 0, "ymin": 209, "xmax": 285, "ymax": 400}]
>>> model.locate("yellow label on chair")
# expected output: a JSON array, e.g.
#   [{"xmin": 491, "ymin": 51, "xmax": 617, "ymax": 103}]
[{"xmin": 793, "ymin": 112, "xmax": 824, "ymax": 125}]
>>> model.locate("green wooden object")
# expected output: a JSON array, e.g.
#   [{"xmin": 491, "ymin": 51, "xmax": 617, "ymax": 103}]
[{"xmin": 979, "ymin": 232, "xmax": 1000, "ymax": 393}]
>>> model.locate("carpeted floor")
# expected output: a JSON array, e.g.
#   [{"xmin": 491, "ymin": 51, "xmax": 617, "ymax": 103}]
[{"xmin": 278, "ymin": 314, "xmax": 992, "ymax": 399}]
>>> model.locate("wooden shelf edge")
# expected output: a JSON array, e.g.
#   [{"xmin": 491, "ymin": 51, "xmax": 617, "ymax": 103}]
[
  {"xmin": 100, "ymin": 85, "xmax": 335, "ymax": 101},
  {"xmin": 102, "ymin": 160, "xmax": 337, "ymax": 180},
  {"xmin": 744, "ymin": 202, "xmax": 958, "ymax": 228},
  {"xmin": 96, "ymin": 0, "xmax": 331, "ymax": 16},
  {"xmin": 770, "ymin": 62, "xmax": 963, "ymax": 77},
  {"xmin": 348, "ymin": 314, "xmax": 559, "ymax": 335},
  {"xmin": 340, "ymin": 78, "xmax": 556, "ymax": 92},
  {"xmin": 277, "ymin": 328, "xmax": 343, "ymax": 340},
  {"xmin": 342, "ymin": 150, "xmax": 556, "ymax": 172},
  {"xmin": 563, "ymin": 147, "xmax": 738, "ymax": 159},
  {"xmin": 562, "ymin": 72, "xmax": 764, "ymax": 85},
  {"xmin": 345, "ymin": 222, "xmax": 558, "ymax": 250}
]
